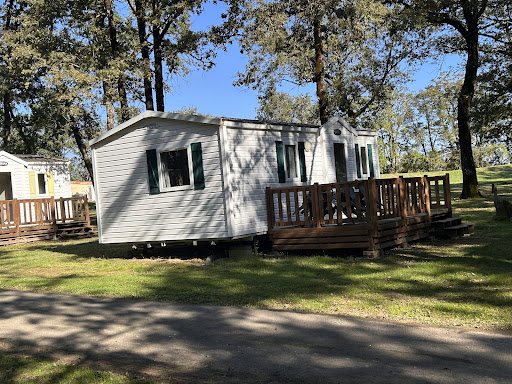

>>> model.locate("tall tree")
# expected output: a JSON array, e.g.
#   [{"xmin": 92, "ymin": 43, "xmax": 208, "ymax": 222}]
[
  {"xmin": 389, "ymin": 0, "xmax": 510, "ymax": 197},
  {"xmin": 225, "ymin": 0, "xmax": 422, "ymax": 126}
]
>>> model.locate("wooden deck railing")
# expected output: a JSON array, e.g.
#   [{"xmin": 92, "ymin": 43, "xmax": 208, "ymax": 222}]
[
  {"xmin": 266, "ymin": 174, "xmax": 452, "ymax": 230},
  {"xmin": 0, "ymin": 196, "xmax": 90, "ymax": 231}
]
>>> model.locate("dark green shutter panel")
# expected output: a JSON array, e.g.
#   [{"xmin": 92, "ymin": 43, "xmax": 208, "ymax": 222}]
[
  {"xmin": 191, "ymin": 142, "xmax": 205, "ymax": 190},
  {"xmin": 146, "ymin": 149, "xmax": 160, "ymax": 195},
  {"xmin": 298, "ymin": 141, "xmax": 307, "ymax": 182},
  {"xmin": 355, "ymin": 144, "xmax": 362, "ymax": 179},
  {"xmin": 367, "ymin": 144, "xmax": 375, "ymax": 178},
  {"xmin": 276, "ymin": 141, "xmax": 286, "ymax": 183}
]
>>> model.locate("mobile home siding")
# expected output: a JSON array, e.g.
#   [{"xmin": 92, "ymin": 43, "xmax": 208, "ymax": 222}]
[
  {"xmin": 225, "ymin": 127, "xmax": 323, "ymax": 237},
  {"xmin": 93, "ymin": 118, "xmax": 227, "ymax": 243}
]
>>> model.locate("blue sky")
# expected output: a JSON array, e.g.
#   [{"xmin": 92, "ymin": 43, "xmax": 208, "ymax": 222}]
[{"xmin": 160, "ymin": 2, "xmax": 463, "ymax": 120}]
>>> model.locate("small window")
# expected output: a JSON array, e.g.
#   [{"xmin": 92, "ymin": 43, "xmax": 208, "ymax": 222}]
[
  {"xmin": 361, "ymin": 146, "xmax": 368, "ymax": 175},
  {"xmin": 37, "ymin": 173, "xmax": 47, "ymax": 195},
  {"xmin": 160, "ymin": 149, "xmax": 190, "ymax": 188},
  {"xmin": 285, "ymin": 145, "xmax": 297, "ymax": 179}
]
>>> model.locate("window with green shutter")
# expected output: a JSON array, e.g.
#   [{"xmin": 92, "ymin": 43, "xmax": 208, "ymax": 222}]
[
  {"xmin": 191, "ymin": 142, "xmax": 205, "ymax": 190},
  {"xmin": 367, "ymin": 144, "xmax": 375, "ymax": 177},
  {"xmin": 276, "ymin": 141, "xmax": 286, "ymax": 183},
  {"xmin": 298, "ymin": 142, "xmax": 307, "ymax": 182},
  {"xmin": 146, "ymin": 149, "xmax": 160, "ymax": 194},
  {"xmin": 355, "ymin": 144, "xmax": 362, "ymax": 179}
]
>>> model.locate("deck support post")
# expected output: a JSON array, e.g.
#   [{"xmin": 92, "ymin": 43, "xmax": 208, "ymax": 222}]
[
  {"xmin": 399, "ymin": 176, "xmax": 409, "ymax": 246},
  {"xmin": 50, "ymin": 196, "xmax": 57, "ymax": 240},
  {"xmin": 265, "ymin": 187, "xmax": 274, "ymax": 231},
  {"xmin": 14, "ymin": 199, "xmax": 20, "ymax": 237},
  {"xmin": 443, "ymin": 173, "xmax": 452, "ymax": 217},
  {"xmin": 366, "ymin": 178, "xmax": 379, "ymax": 253},
  {"xmin": 423, "ymin": 175, "xmax": 431, "ymax": 224},
  {"xmin": 84, "ymin": 196, "xmax": 91, "ymax": 227},
  {"xmin": 60, "ymin": 198, "xmax": 66, "ymax": 224},
  {"xmin": 313, "ymin": 183, "xmax": 322, "ymax": 228}
]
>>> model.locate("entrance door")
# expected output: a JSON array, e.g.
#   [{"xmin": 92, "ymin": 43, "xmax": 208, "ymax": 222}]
[
  {"xmin": 334, "ymin": 143, "xmax": 347, "ymax": 182},
  {"xmin": 0, "ymin": 173, "xmax": 13, "ymax": 200}
]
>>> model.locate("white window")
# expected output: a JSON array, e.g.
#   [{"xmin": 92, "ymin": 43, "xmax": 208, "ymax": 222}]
[
  {"xmin": 37, "ymin": 173, "xmax": 47, "ymax": 195},
  {"xmin": 159, "ymin": 148, "xmax": 192, "ymax": 190},
  {"xmin": 285, "ymin": 144, "xmax": 298, "ymax": 179}
]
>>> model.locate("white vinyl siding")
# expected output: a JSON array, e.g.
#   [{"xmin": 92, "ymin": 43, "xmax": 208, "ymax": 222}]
[
  {"xmin": 225, "ymin": 128, "xmax": 323, "ymax": 237},
  {"xmin": 93, "ymin": 118, "xmax": 227, "ymax": 243}
]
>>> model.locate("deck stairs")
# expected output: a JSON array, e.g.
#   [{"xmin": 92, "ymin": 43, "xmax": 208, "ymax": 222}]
[
  {"xmin": 431, "ymin": 216, "xmax": 474, "ymax": 238},
  {"xmin": 57, "ymin": 222, "xmax": 97, "ymax": 239}
]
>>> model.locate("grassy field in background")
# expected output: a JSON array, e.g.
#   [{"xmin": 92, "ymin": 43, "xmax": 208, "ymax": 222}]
[{"xmin": 0, "ymin": 165, "xmax": 511, "ymax": 331}]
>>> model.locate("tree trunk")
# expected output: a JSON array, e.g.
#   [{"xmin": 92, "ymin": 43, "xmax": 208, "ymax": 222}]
[
  {"xmin": 70, "ymin": 123, "xmax": 94, "ymax": 184},
  {"xmin": 153, "ymin": 27, "xmax": 165, "ymax": 112},
  {"xmin": 313, "ymin": 15, "xmax": 328, "ymax": 125},
  {"xmin": 134, "ymin": 0, "xmax": 154, "ymax": 111},
  {"xmin": 2, "ymin": 92, "xmax": 13, "ymax": 151},
  {"xmin": 104, "ymin": 0, "xmax": 130, "ymax": 122},
  {"xmin": 458, "ymin": 28, "xmax": 480, "ymax": 198},
  {"xmin": 103, "ymin": 81, "xmax": 115, "ymax": 130}
]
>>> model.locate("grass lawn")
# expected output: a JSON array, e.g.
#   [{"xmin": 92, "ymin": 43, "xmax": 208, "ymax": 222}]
[
  {"xmin": 0, "ymin": 165, "xmax": 511, "ymax": 331},
  {"xmin": 0, "ymin": 349, "xmax": 150, "ymax": 384}
]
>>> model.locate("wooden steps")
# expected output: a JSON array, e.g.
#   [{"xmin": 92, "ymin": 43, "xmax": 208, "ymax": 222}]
[
  {"xmin": 57, "ymin": 222, "xmax": 97, "ymax": 239},
  {"xmin": 443, "ymin": 223, "xmax": 474, "ymax": 238},
  {"xmin": 431, "ymin": 217, "xmax": 474, "ymax": 238}
]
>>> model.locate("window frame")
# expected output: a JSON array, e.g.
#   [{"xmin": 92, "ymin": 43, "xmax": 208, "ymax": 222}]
[
  {"xmin": 333, "ymin": 141, "xmax": 348, "ymax": 182},
  {"xmin": 282, "ymin": 142, "xmax": 301, "ymax": 182},
  {"xmin": 36, "ymin": 172, "xmax": 48, "ymax": 196},
  {"xmin": 157, "ymin": 147, "xmax": 194, "ymax": 192}
]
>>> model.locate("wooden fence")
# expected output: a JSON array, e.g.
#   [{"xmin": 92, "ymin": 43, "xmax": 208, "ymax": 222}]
[
  {"xmin": 0, "ymin": 196, "xmax": 90, "ymax": 232},
  {"xmin": 266, "ymin": 174, "xmax": 451, "ymax": 230}
]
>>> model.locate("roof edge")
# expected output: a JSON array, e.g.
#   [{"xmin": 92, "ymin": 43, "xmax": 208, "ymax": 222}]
[
  {"xmin": 0, "ymin": 151, "xmax": 29, "ymax": 167},
  {"xmin": 89, "ymin": 111, "xmax": 223, "ymax": 147}
]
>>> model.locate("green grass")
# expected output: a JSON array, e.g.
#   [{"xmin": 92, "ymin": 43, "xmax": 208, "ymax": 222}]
[
  {"xmin": 0, "ymin": 350, "xmax": 150, "ymax": 384},
  {"xmin": 1, "ymin": 165, "xmax": 512, "ymax": 331}
]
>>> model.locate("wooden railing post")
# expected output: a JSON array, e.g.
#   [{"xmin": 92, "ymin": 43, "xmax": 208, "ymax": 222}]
[
  {"xmin": 313, "ymin": 183, "xmax": 322, "ymax": 228},
  {"xmin": 423, "ymin": 175, "xmax": 431, "ymax": 223},
  {"xmin": 265, "ymin": 187, "xmax": 274, "ymax": 230},
  {"xmin": 60, "ymin": 197, "xmax": 66, "ymax": 224},
  {"xmin": 50, "ymin": 196, "xmax": 57, "ymax": 226},
  {"xmin": 366, "ymin": 177, "xmax": 378, "ymax": 253},
  {"xmin": 14, "ymin": 199, "xmax": 20, "ymax": 236},
  {"xmin": 399, "ymin": 176, "xmax": 408, "ymax": 240},
  {"xmin": 444, "ymin": 173, "xmax": 452, "ymax": 217}
]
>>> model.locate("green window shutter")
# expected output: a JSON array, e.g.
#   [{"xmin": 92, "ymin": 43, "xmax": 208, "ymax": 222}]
[
  {"xmin": 146, "ymin": 149, "xmax": 160, "ymax": 195},
  {"xmin": 355, "ymin": 144, "xmax": 362, "ymax": 179},
  {"xmin": 191, "ymin": 142, "xmax": 205, "ymax": 190},
  {"xmin": 367, "ymin": 144, "xmax": 375, "ymax": 178},
  {"xmin": 276, "ymin": 141, "xmax": 286, "ymax": 183},
  {"xmin": 28, "ymin": 171, "xmax": 37, "ymax": 197},
  {"xmin": 298, "ymin": 141, "xmax": 307, "ymax": 182}
]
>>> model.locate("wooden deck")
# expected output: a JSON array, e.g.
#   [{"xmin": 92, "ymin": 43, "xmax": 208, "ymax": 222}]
[
  {"xmin": 0, "ymin": 196, "xmax": 95, "ymax": 245},
  {"xmin": 266, "ymin": 174, "xmax": 454, "ymax": 253}
]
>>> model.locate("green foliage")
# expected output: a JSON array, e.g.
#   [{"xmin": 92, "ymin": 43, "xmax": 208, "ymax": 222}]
[
  {"xmin": 256, "ymin": 91, "xmax": 319, "ymax": 124},
  {"xmin": 227, "ymin": 0, "xmax": 423, "ymax": 126}
]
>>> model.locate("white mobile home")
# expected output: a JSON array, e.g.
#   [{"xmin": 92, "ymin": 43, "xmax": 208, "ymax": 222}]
[
  {"xmin": 0, "ymin": 151, "xmax": 72, "ymax": 200},
  {"xmin": 90, "ymin": 111, "xmax": 379, "ymax": 244}
]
